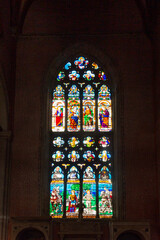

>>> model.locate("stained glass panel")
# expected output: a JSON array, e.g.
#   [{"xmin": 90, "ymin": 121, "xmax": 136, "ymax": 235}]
[
  {"xmin": 64, "ymin": 62, "xmax": 71, "ymax": 70},
  {"xmin": 68, "ymin": 85, "xmax": 80, "ymax": 132},
  {"xmin": 99, "ymin": 137, "xmax": 110, "ymax": 147},
  {"xmin": 83, "ymin": 151, "xmax": 95, "ymax": 162},
  {"xmin": 51, "ymin": 56, "xmax": 113, "ymax": 219},
  {"xmin": 83, "ymin": 70, "xmax": 95, "ymax": 81},
  {"xmin": 83, "ymin": 85, "xmax": 95, "ymax": 131},
  {"xmin": 57, "ymin": 71, "xmax": 65, "ymax": 81},
  {"xmin": 50, "ymin": 167, "xmax": 64, "ymax": 218},
  {"xmin": 68, "ymin": 151, "xmax": 80, "ymax": 162},
  {"xmin": 99, "ymin": 167, "xmax": 113, "ymax": 218},
  {"xmin": 98, "ymin": 150, "xmax": 111, "ymax": 162},
  {"xmin": 52, "ymin": 85, "xmax": 65, "ymax": 132},
  {"xmin": 66, "ymin": 167, "xmax": 80, "ymax": 218},
  {"xmin": 83, "ymin": 136, "xmax": 95, "ymax": 147},
  {"xmin": 69, "ymin": 70, "xmax": 80, "ymax": 81},
  {"xmin": 68, "ymin": 137, "xmax": 80, "ymax": 147},
  {"xmin": 53, "ymin": 137, "xmax": 65, "ymax": 147},
  {"xmin": 98, "ymin": 85, "xmax": 112, "ymax": 132},
  {"xmin": 98, "ymin": 71, "xmax": 107, "ymax": 81},
  {"xmin": 92, "ymin": 62, "xmax": 99, "ymax": 69},
  {"xmin": 74, "ymin": 56, "xmax": 89, "ymax": 69},
  {"xmin": 83, "ymin": 167, "xmax": 96, "ymax": 218},
  {"xmin": 52, "ymin": 151, "xmax": 65, "ymax": 162}
]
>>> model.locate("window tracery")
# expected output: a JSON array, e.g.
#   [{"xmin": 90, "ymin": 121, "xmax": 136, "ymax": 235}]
[{"xmin": 50, "ymin": 56, "xmax": 113, "ymax": 219}]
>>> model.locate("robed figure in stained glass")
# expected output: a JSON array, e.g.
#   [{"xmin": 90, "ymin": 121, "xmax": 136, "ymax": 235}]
[
  {"xmin": 69, "ymin": 106, "xmax": 79, "ymax": 130},
  {"xmin": 84, "ymin": 105, "xmax": 94, "ymax": 127},
  {"xmin": 99, "ymin": 107, "xmax": 109, "ymax": 128},
  {"xmin": 67, "ymin": 190, "xmax": 78, "ymax": 213},
  {"xmin": 55, "ymin": 107, "xmax": 63, "ymax": 127}
]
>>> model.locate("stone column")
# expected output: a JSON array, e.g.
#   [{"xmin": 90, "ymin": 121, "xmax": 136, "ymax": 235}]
[{"xmin": 0, "ymin": 131, "xmax": 11, "ymax": 240}]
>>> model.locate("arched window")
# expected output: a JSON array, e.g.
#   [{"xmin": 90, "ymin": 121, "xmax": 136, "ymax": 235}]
[{"xmin": 50, "ymin": 56, "xmax": 113, "ymax": 219}]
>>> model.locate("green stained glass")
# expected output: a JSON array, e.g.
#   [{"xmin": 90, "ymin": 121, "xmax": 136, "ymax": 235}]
[
  {"xmin": 66, "ymin": 167, "xmax": 80, "ymax": 218},
  {"xmin": 83, "ymin": 137, "xmax": 95, "ymax": 147},
  {"xmin": 83, "ymin": 85, "xmax": 95, "ymax": 131},
  {"xmin": 50, "ymin": 167, "xmax": 64, "ymax": 218},
  {"xmin": 83, "ymin": 167, "xmax": 96, "ymax": 218},
  {"xmin": 99, "ymin": 167, "xmax": 113, "ymax": 218}
]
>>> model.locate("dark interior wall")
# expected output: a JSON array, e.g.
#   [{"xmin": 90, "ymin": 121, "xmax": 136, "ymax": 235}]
[{"xmin": 0, "ymin": 0, "xmax": 157, "ymax": 239}]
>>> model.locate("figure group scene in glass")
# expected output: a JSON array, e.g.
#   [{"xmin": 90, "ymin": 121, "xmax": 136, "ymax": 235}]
[{"xmin": 50, "ymin": 57, "xmax": 113, "ymax": 219}]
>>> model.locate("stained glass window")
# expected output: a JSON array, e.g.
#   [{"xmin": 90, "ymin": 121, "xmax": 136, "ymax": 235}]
[{"xmin": 50, "ymin": 56, "xmax": 113, "ymax": 219}]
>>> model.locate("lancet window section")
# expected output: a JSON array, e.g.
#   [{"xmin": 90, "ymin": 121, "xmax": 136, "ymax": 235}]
[{"xmin": 50, "ymin": 56, "xmax": 113, "ymax": 219}]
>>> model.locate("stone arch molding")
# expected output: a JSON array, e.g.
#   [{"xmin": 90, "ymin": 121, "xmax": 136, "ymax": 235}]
[
  {"xmin": 12, "ymin": 222, "xmax": 49, "ymax": 240},
  {"xmin": 110, "ymin": 222, "xmax": 150, "ymax": 240},
  {"xmin": 41, "ymin": 42, "xmax": 124, "ymax": 219}
]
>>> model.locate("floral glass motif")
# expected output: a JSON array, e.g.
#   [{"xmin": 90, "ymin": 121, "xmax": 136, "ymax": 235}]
[
  {"xmin": 83, "ymin": 70, "xmax": 95, "ymax": 81},
  {"xmin": 68, "ymin": 137, "xmax": 80, "ymax": 148},
  {"xmin": 66, "ymin": 167, "xmax": 80, "ymax": 218},
  {"xmin": 98, "ymin": 71, "xmax": 107, "ymax": 81},
  {"xmin": 52, "ymin": 151, "xmax": 65, "ymax": 162},
  {"xmin": 64, "ymin": 62, "xmax": 71, "ymax": 70},
  {"xmin": 52, "ymin": 85, "xmax": 65, "ymax": 132},
  {"xmin": 98, "ymin": 85, "xmax": 112, "ymax": 132},
  {"xmin": 99, "ymin": 167, "xmax": 113, "ymax": 218},
  {"xmin": 92, "ymin": 62, "xmax": 99, "ymax": 69},
  {"xmin": 98, "ymin": 150, "xmax": 111, "ymax": 162},
  {"xmin": 99, "ymin": 137, "xmax": 110, "ymax": 147},
  {"xmin": 83, "ymin": 85, "xmax": 95, "ymax": 131},
  {"xmin": 83, "ymin": 151, "xmax": 95, "ymax": 162},
  {"xmin": 83, "ymin": 137, "xmax": 95, "ymax": 147},
  {"xmin": 74, "ymin": 56, "xmax": 89, "ymax": 69},
  {"xmin": 83, "ymin": 167, "xmax": 96, "ymax": 218},
  {"xmin": 50, "ymin": 167, "xmax": 64, "ymax": 218},
  {"xmin": 68, "ymin": 85, "xmax": 80, "ymax": 132},
  {"xmin": 68, "ymin": 151, "xmax": 80, "ymax": 162},
  {"xmin": 69, "ymin": 70, "xmax": 80, "ymax": 81},
  {"xmin": 57, "ymin": 71, "xmax": 65, "ymax": 81},
  {"xmin": 53, "ymin": 137, "xmax": 65, "ymax": 147}
]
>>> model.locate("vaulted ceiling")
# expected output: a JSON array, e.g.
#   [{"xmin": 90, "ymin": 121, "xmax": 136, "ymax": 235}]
[{"xmin": 10, "ymin": 0, "xmax": 158, "ymax": 36}]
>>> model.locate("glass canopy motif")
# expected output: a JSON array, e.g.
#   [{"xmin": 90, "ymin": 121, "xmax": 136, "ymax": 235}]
[{"xmin": 50, "ymin": 56, "xmax": 113, "ymax": 219}]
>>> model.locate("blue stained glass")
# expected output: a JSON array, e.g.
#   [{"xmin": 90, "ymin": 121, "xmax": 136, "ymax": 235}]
[
  {"xmin": 50, "ymin": 167, "xmax": 64, "ymax": 218},
  {"xmin": 57, "ymin": 71, "xmax": 65, "ymax": 81},
  {"xmin": 66, "ymin": 167, "xmax": 80, "ymax": 218},
  {"xmin": 74, "ymin": 56, "xmax": 89, "ymax": 69},
  {"xmin": 98, "ymin": 71, "xmax": 107, "ymax": 81},
  {"xmin": 68, "ymin": 85, "xmax": 80, "ymax": 100},
  {"xmin": 83, "ymin": 85, "xmax": 95, "ymax": 100},
  {"xmin": 83, "ymin": 70, "xmax": 95, "ymax": 81},
  {"xmin": 98, "ymin": 150, "xmax": 111, "ymax": 162},
  {"xmin": 65, "ymin": 62, "xmax": 71, "ymax": 70},
  {"xmin": 69, "ymin": 70, "xmax": 80, "ymax": 81}
]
